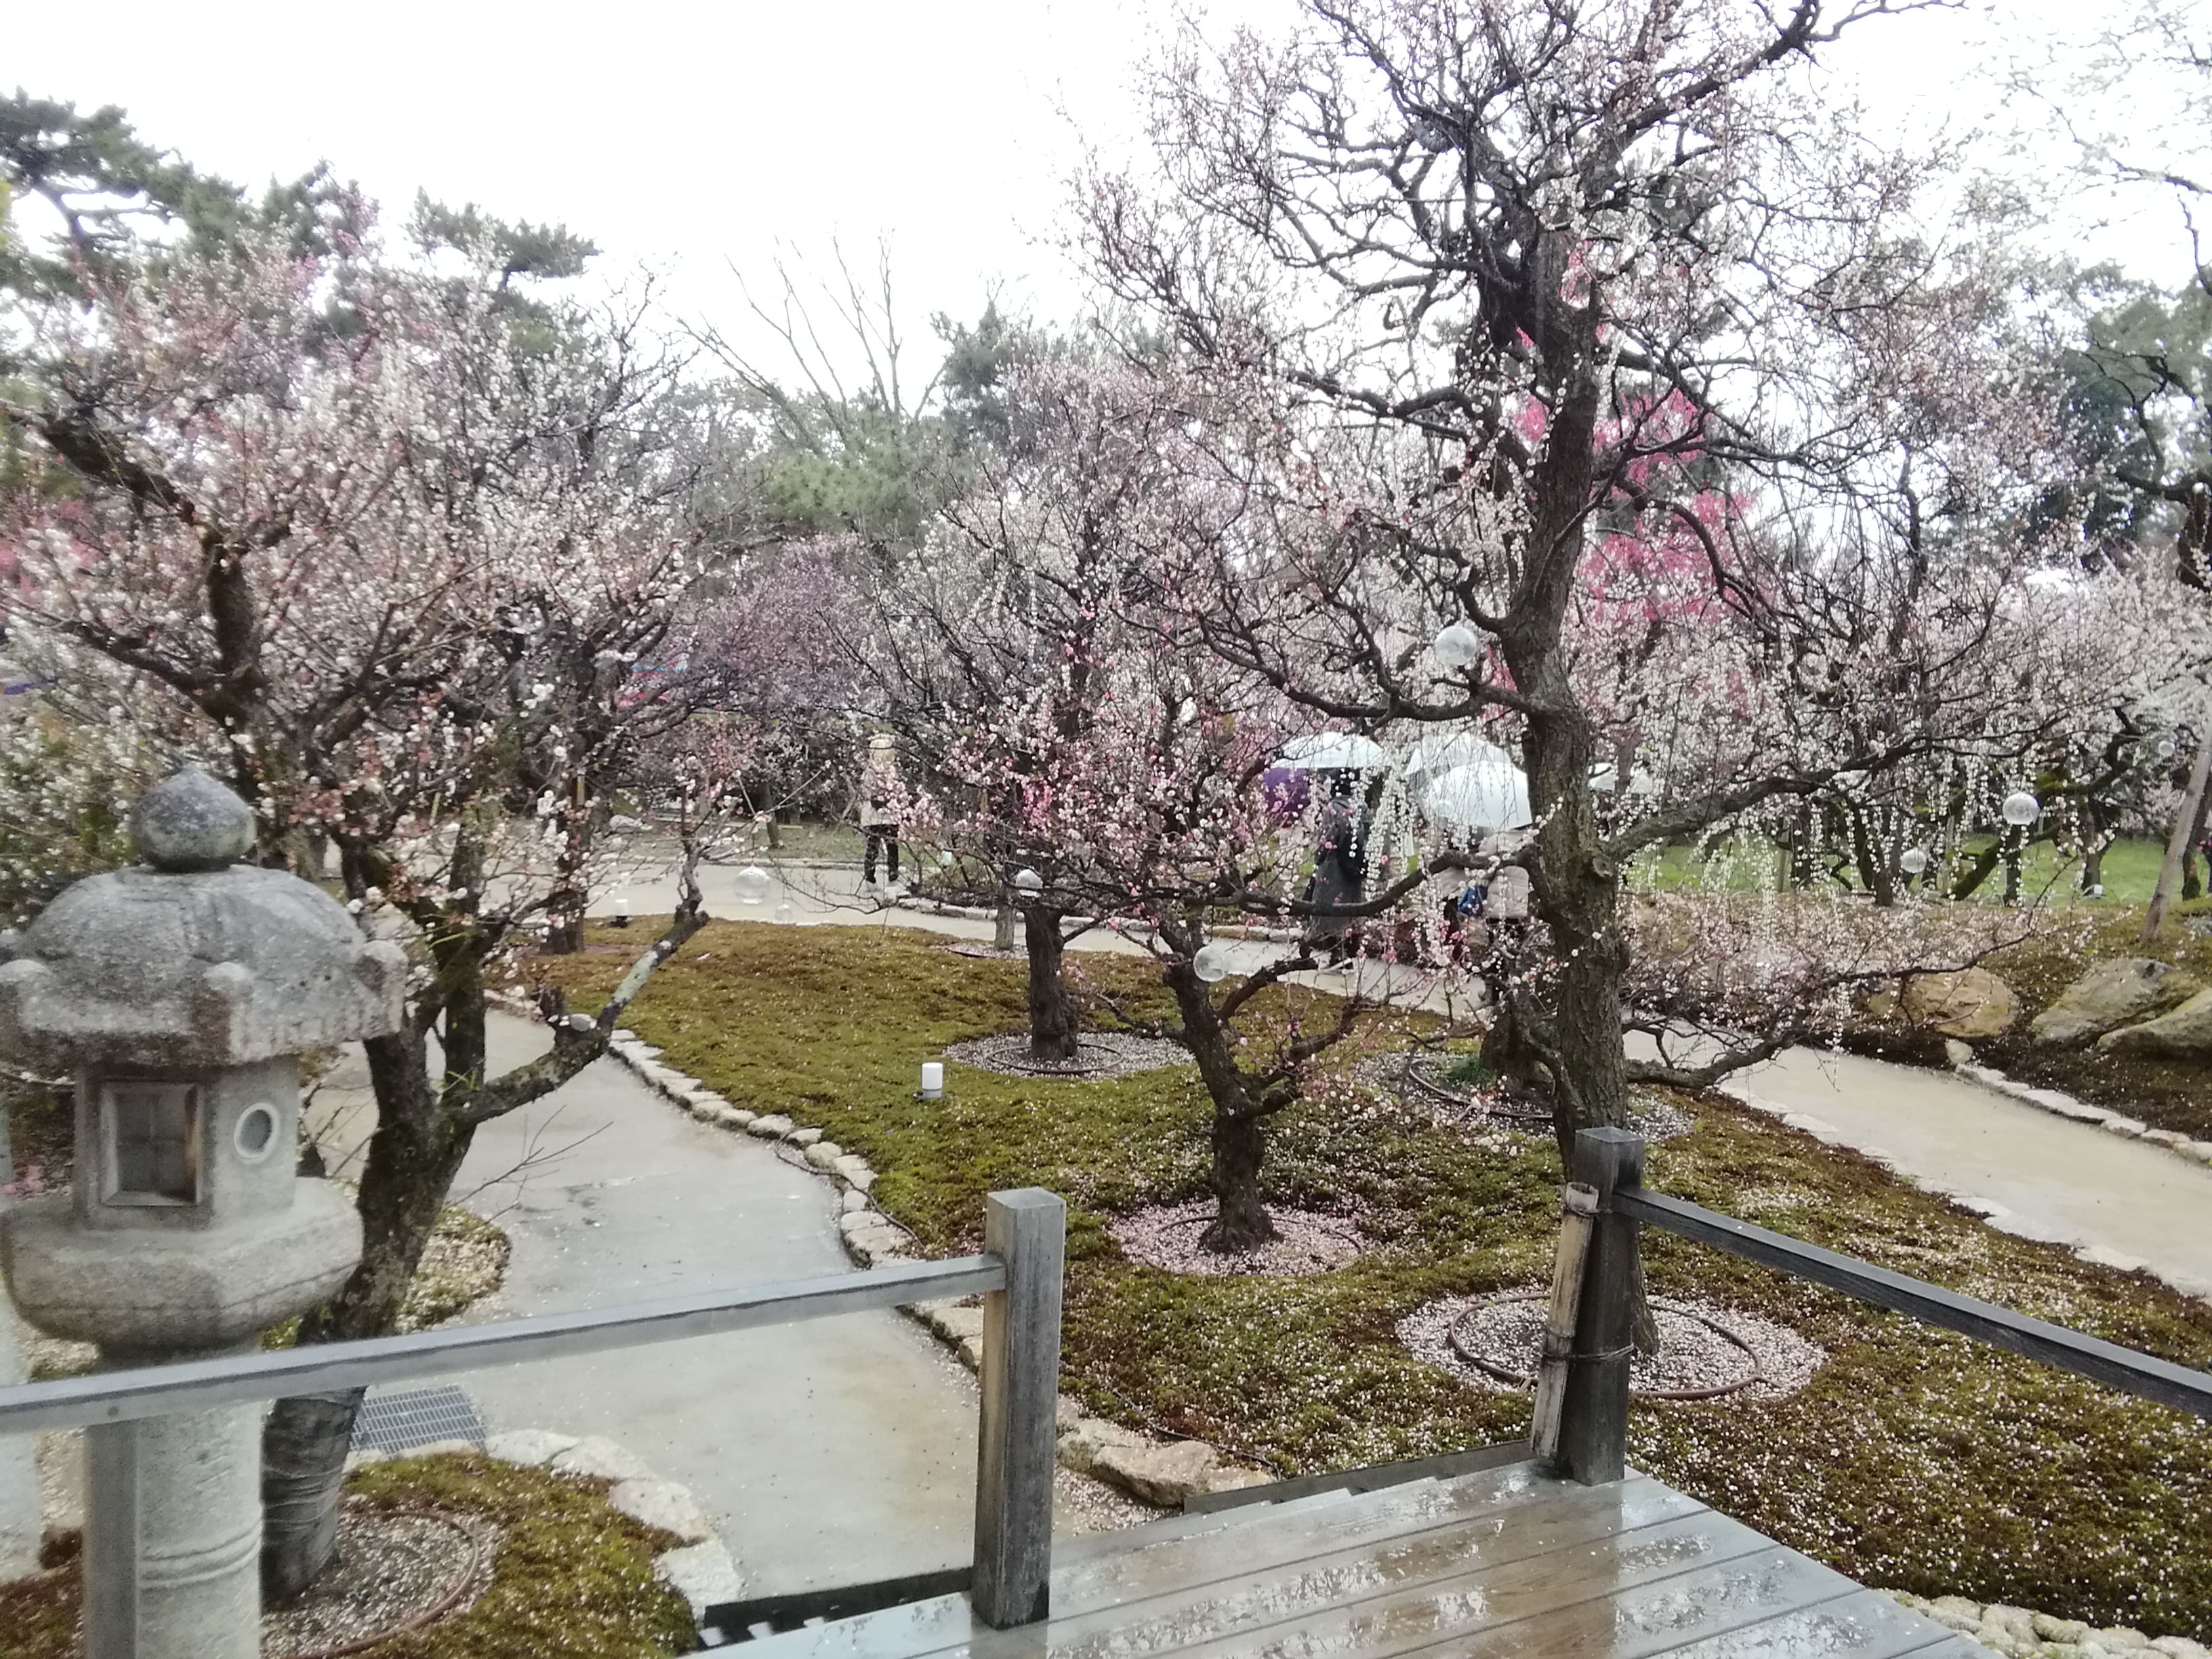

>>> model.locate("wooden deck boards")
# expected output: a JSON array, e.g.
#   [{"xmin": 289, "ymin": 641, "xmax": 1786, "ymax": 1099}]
[{"xmin": 733, "ymin": 1462, "xmax": 1978, "ymax": 1659}]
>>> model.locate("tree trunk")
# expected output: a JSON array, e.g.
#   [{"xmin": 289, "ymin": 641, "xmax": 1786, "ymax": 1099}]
[
  {"xmin": 1200, "ymin": 1111, "xmax": 1275, "ymax": 1252},
  {"xmin": 1023, "ymin": 907, "xmax": 1080, "ymax": 1061},
  {"xmin": 994, "ymin": 901, "xmax": 1019, "ymax": 953},
  {"xmin": 261, "ymin": 1025, "xmax": 476, "ymax": 1601},
  {"xmin": 2145, "ymin": 726, "xmax": 2212, "ymax": 942},
  {"xmin": 1850, "ymin": 808, "xmax": 1896, "ymax": 907},
  {"xmin": 1162, "ymin": 953, "xmax": 1282, "ymax": 1252}
]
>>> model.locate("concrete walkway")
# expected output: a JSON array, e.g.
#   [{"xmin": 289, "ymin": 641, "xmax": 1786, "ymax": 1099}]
[
  {"xmin": 311, "ymin": 1021, "xmax": 983, "ymax": 1597},
  {"xmin": 1721, "ymin": 1046, "xmax": 2212, "ymax": 1299}
]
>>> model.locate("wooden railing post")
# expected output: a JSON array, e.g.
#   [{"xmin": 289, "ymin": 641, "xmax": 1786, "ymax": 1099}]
[
  {"xmin": 1553, "ymin": 1128, "xmax": 1645, "ymax": 1486},
  {"xmin": 972, "ymin": 1188, "xmax": 1065, "ymax": 1629}
]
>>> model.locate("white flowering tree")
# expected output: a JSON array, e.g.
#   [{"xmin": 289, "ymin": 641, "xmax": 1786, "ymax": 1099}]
[
  {"xmin": 0, "ymin": 203, "xmax": 745, "ymax": 1594},
  {"xmin": 1080, "ymin": 0, "xmax": 2125, "ymax": 1159}
]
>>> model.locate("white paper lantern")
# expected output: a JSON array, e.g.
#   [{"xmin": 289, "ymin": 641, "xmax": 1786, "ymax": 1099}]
[
  {"xmin": 1012, "ymin": 867, "xmax": 1044, "ymax": 894},
  {"xmin": 1193, "ymin": 942, "xmax": 1233, "ymax": 983},
  {"xmin": 920, "ymin": 1061, "xmax": 945, "ymax": 1099},
  {"xmin": 1898, "ymin": 848, "xmax": 1929, "ymax": 876},
  {"xmin": 2000, "ymin": 791, "xmax": 2041, "ymax": 828},
  {"xmin": 775, "ymin": 899, "xmax": 796, "ymax": 922},
  {"xmin": 735, "ymin": 865, "xmax": 771, "ymax": 905},
  {"xmin": 1433, "ymin": 623, "xmax": 1481, "ymax": 669}
]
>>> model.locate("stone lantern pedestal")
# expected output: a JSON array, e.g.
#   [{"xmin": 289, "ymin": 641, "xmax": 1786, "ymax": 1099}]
[{"xmin": 0, "ymin": 769, "xmax": 405, "ymax": 1658}]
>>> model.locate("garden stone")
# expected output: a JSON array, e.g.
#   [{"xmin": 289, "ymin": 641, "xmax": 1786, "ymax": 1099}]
[
  {"xmin": 789, "ymin": 1126, "xmax": 823, "ymax": 1147},
  {"xmin": 551, "ymin": 1435, "xmax": 659, "ymax": 1482},
  {"xmin": 2096, "ymin": 1631, "xmax": 2154, "ymax": 1652},
  {"xmin": 2035, "ymin": 1615, "xmax": 2092, "ymax": 1644},
  {"xmin": 750, "ymin": 1113, "xmax": 794, "ymax": 1139},
  {"xmin": 609, "ymin": 1477, "xmax": 717, "ymax": 1544},
  {"xmin": 2032, "ymin": 958, "xmax": 2198, "ymax": 1045},
  {"xmin": 654, "ymin": 1539, "xmax": 745, "ymax": 1620},
  {"xmin": 1900, "ymin": 969, "xmax": 2018, "ymax": 1039},
  {"xmin": 1089, "ymin": 1438, "xmax": 1222, "ymax": 1506},
  {"xmin": 728, "ymin": 1108, "xmax": 758, "ymax": 1127},
  {"xmin": 2152, "ymin": 1639, "xmax": 2211, "ymax": 1658},
  {"xmin": 841, "ymin": 1190, "xmax": 869, "ymax": 1214},
  {"xmin": 804, "ymin": 1141, "xmax": 844, "ymax": 1170},
  {"xmin": 1054, "ymin": 1413, "xmax": 1149, "ymax": 1476},
  {"xmin": 2100, "ymin": 988, "xmax": 2212, "ymax": 1058},
  {"xmin": 1982, "ymin": 1607, "xmax": 2036, "ymax": 1643},
  {"xmin": 486, "ymin": 1429, "xmax": 578, "ymax": 1467},
  {"xmin": 1929, "ymin": 1597, "xmax": 1986, "ymax": 1630}
]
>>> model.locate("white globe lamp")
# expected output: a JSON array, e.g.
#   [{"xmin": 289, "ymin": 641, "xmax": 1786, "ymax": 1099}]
[
  {"xmin": 1433, "ymin": 623, "xmax": 1481, "ymax": 670},
  {"xmin": 735, "ymin": 865, "xmax": 771, "ymax": 905},
  {"xmin": 1898, "ymin": 848, "xmax": 1929, "ymax": 877},
  {"xmin": 2000, "ymin": 791, "xmax": 2041, "ymax": 828},
  {"xmin": 1193, "ymin": 942, "xmax": 1233, "ymax": 983}
]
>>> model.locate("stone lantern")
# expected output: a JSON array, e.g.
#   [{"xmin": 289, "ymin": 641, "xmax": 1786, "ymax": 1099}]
[{"xmin": 0, "ymin": 768, "xmax": 404, "ymax": 1658}]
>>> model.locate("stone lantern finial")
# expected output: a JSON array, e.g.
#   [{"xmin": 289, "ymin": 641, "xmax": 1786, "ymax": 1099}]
[{"xmin": 131, "ymin": 765, "xmax": 257, "ymax": 872}]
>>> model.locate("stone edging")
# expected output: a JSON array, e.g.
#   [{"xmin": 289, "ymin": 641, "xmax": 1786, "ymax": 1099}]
[
  {"xmin": 1883, "ymin": 1589, "xmax": 2208, "ymax": 1658},
  {"xmin": 1940, "ymin": 1042, "xmax": 2212, "ymax": 1174},
  {"xmin": 600, "ymin": 1029, "xmax": 1274, "ymax": 1509},
  {"xmin": 348, "ymin": 1428, "xmax": 741, "ymax": 1622}
]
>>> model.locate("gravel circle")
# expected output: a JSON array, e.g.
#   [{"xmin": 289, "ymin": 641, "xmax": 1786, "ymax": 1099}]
[
  {"xmin": 943, "ymin": 1031, "xmax": 1191, "ymax": 1080},
  {"xmin": 1399, "ymin": 1287, "xmax": 1825, "ymax": 1402},
  {"xmin": 262, "ymin": 1504, "xmax": 498, "ymax": 1658},
  {"xmin": 1109, "ymin": 1199, "xmax": 1366, "ymax": 1276},
  {"xmin": 936, "ymin": 942, "xmax": 1027, "ymax": 960}
]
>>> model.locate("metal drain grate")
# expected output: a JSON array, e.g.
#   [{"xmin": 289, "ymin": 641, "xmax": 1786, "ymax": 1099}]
[{"xmin": 352, "ymin": 1385, "xmax": 488, "ymax": 1454}]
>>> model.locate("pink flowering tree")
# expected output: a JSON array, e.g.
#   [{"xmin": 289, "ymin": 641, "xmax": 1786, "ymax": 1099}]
[{"xmin": 0, "ymin": 205, "xmax": 751, "ymax": 1593}]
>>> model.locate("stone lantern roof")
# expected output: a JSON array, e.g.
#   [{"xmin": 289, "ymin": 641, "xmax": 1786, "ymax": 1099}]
[{"xmin": 0, "ymin": 768, "xmax": 406, "ymax": 1071}]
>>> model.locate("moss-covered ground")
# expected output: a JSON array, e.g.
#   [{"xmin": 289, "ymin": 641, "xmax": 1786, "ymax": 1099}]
[
  {"xmin": 0, "ymin": 1456, "xmax": 695, "ymax": 1659},
  {"xmin": 523, "ymin": 919, "xmax": 2212, "ymax": 1641}
]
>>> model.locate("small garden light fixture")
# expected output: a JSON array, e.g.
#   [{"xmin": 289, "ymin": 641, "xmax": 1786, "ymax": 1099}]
[
  {"xmin": 920, "ymin": 1061, "xmax": 945, "ymax": 1099},
  {"xmin": 1433, "ymin": 622, "xmax": 1481, "ymax": 670},
  {"xmin": 611, "ymin": 893, "xmax": 633, "ymax": 927}
]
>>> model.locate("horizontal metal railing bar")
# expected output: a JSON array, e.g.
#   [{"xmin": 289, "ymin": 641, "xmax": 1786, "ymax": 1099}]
[
  {"xmin": 1617, "ymin": 1187, "xmax": 2212, "ymax": 1420},
  {"xmin": 0, "ymin": 1254, "xmax": 1004, "ymax": 1436}
]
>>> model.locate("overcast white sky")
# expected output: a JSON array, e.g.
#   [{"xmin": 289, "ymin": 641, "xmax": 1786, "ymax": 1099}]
[{"xmin": 7, "ymin": 0, "xmax": 2198, "ymax": 383}]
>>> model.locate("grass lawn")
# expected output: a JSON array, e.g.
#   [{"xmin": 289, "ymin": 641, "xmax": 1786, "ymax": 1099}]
[
  {"xmin": 529, "ymin": 920, "xmax": 2212, "ymax": 1641},
  {"xmin": 0, "ymin": 1456, "xmax": 696, "ymax": 1659},
  {"xmin": 1637, "ymin": 834, "xmax": 2174, "ymax": 907}
]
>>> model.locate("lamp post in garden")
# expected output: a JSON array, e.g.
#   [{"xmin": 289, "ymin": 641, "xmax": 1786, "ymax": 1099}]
[{"xmin": 0, "ymin": 769, "xmax": 405, "ymax": 1659}]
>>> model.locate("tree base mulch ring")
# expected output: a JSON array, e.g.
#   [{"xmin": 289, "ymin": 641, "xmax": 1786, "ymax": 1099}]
[
  {"xmin": 943, "ymin": 1031, "xmax": 1191, "ymax": 1080},
  {"xmin": 1399, "ymin": 1288, "xmax": 1825, "ymax": 1402},
  {"xmin": 1374, "ymin": 1055, "xmax": 1695, "ymax": 1144},
  {"xmin": 262, "ymin": 1502, "xmax": 500, "ymax": 1658},
  {"xmin": 1109, "ymin": 1200, "xmax": 1366, "ymax": 1276}
]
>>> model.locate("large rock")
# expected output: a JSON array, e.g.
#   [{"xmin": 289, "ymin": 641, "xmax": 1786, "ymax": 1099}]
[
  {"xmin": 654, "ymin": 1539, "xmax": 745, "ymax": 1620},
  {"xmin": 2100, "ymin": 987, "xmax": 2212, "ymax": 1059},
  {"xmin": 1900, "ymin": 969, "xmax": 2018, "ymax": 1040},
  {"xmin": 2032, "ymin": 958, "xmax": 2199, "ymax": 1046},
  {"xmin": 1088, "ymin": 1438, "xmax": 1223, "ymax": 1505},
  {"xmin": 609, "ymin": 1477, "xmax": 717, "ymax": 1544}
]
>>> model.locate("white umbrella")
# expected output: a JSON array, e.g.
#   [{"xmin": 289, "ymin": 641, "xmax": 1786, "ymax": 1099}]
[
  {"xmin": 1408, "ymin": 734, "xmax": 1517, "ymax": 777},
  {"xmin": 1425, "ymin": 758, "xmax": 1532, "ymax": 831},
  {"xmin": 1277, "ymin": 733, "xmax": 1389, "ymax": 771}
]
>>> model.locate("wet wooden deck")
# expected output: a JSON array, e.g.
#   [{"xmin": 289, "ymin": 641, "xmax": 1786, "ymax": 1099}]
[{"xmin": 733, "ymin": 1458, "xmax": 1984, "ymax": 1658}]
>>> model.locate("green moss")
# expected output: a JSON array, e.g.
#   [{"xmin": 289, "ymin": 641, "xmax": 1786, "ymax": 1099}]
[
  {"xmin": 529, "ymin": 919, "xmax": 2212, "ymax": 1639},
  {"xmin": 0, "ymin": 1457, "xmax": 695, "ymax": 1659}
]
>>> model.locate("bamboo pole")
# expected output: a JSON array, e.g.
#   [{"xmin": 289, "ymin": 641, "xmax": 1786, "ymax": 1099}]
[{"xmin": 1528, "ymin": 1181, "xmax": 1599, "ymax": 1462}]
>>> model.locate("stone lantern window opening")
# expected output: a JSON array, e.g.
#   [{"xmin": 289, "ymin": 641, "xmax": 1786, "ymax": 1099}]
[{"xmin": 102, "ymin": 1080, "xmax": 201, "ymax": 1207}]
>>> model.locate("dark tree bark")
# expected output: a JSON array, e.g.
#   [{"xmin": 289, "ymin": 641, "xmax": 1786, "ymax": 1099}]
[
  {"xmin": 1161, "ymin": 956, "xmax": 1282, "ymax": 1252},
  {"xmin": 1023, "ymin": 906, "xmax": 1080, "ymax": 1062}
]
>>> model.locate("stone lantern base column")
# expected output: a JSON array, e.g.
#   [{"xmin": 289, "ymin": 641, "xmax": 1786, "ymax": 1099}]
[{"xmin": 87, "ymin": 1351, "xmax": 262, "ymax": 1659}]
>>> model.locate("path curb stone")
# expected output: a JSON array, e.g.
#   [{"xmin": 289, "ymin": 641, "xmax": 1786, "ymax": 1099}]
[
  {"xmin": 596, "ymin": 1027, "xmax": 1273, "ymax": 1507},
  {"xmin": 1946, "ymin": 1050, "xmax": 2212, "ymax": 1174}
]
